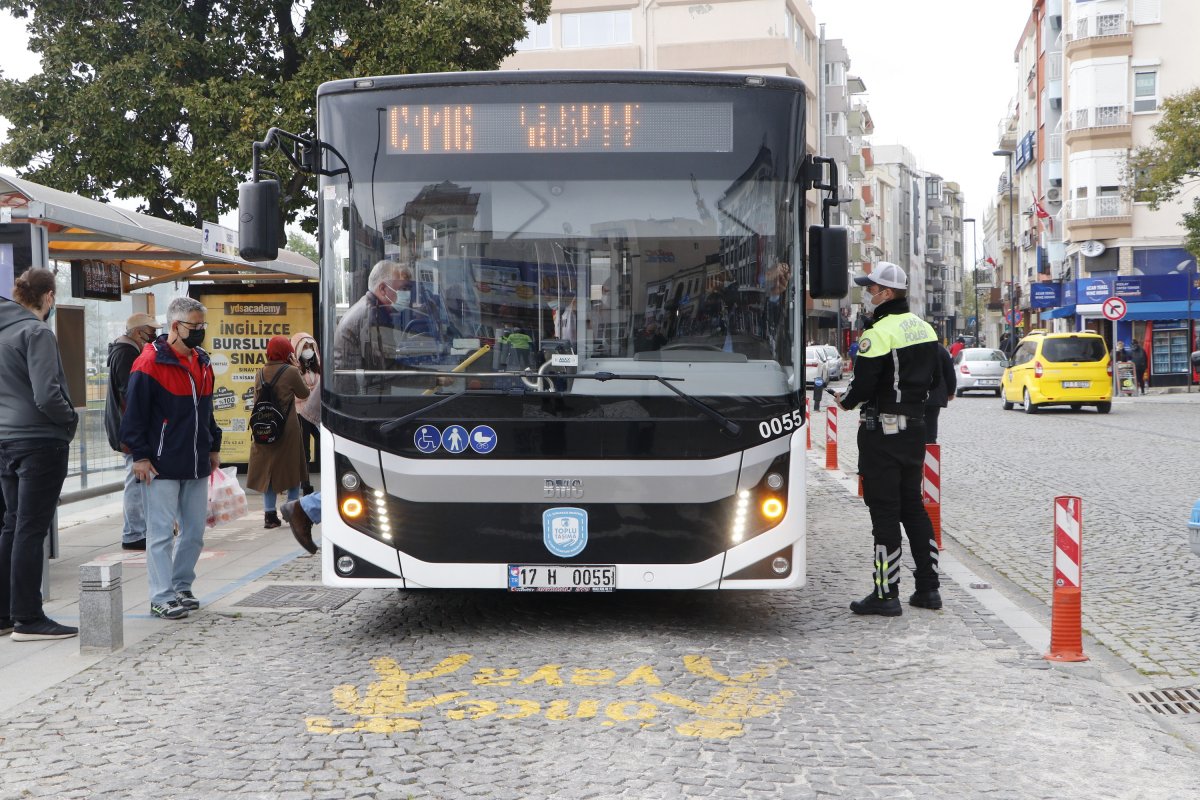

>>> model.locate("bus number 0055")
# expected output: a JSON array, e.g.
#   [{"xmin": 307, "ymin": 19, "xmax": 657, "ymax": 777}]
[{"xmin": 759, "ymin": 410, "xmax": 803, "ymax": 439}]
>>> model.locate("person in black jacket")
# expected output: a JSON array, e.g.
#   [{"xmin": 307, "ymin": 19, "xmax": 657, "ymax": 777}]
[
  {"xmin": 104, "ymin": 312, "xmax": 160, "ymax": 551},
  {"xmin": 924, "ymin": 345, "xmax": 957, "ymax": 443},
  {"xmin": 832, "ymin": 262, "xmax": 943, "ymax": 617},
  {"xmin": 1130, "ymin": 340, "xmax": 1148, "ymax": 394}
]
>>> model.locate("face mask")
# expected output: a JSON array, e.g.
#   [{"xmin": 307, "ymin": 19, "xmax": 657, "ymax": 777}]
[
  {"xmin": 301, "ymin": 349, "xmax": 316, "ymax": 362},
  {"xmin": 179, "ymin": 326, "xmax": 205, "ymax": 350},
  {"xmin": 43, "ymin": 304, "xmax": 56, "ymax": 323},
  {"xmin": 862, "ymin": 288, "xmax": 885, "ymax": 315},
  {"xmin": 390, "ymin": 289, "xmax": 411, "ymax": 311}
]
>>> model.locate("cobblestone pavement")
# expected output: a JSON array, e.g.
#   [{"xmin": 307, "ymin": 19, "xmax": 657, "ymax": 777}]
[
  {"xmin": 820, "ymin": 388, "xmax": 1200, "ymax": 680},
  {"xmin": 2, "ymin": 474, "xmax": 1197, "ymax": 798}
]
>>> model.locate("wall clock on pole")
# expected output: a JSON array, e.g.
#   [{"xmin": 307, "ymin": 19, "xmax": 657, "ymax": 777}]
[{"xmin": 1080, "ymin": 240, "xmax": 1106, "ymax": 258}]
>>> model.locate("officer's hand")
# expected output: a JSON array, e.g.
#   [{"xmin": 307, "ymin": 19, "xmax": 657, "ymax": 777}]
[{"xmin": 133, "ymin": 459, "xmax": 158, "ymax": 483}]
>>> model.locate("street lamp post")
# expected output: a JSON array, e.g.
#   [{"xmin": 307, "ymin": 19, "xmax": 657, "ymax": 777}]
[
  {"xmin": 964, "ymin": 216, "xmax": 978, "ymax": 345},
  {"xmin": 993, "ymin": 149, "xmax": 1017, "ymax": 354}
]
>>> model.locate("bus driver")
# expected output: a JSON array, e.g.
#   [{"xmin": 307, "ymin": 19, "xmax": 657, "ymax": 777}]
[{"xmin": 334, "ymin": 259, "xmax": 440, "ymax": 374}]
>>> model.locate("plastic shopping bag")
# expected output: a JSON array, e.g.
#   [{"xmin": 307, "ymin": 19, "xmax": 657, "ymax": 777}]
[{"xmin": 206, "ymin": 466, "xmax": 248, "ymax": 528}]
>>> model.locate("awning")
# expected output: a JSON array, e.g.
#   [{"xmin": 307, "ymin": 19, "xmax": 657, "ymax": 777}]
[
  {"xmin": 0, "ymin": 172, "xmax": 316, "ymax": 287},
  {"xmin": 1041, "ymin": 305, "xmax": 1076, "ymax": 319},
  {"xmin": 1121, "ymin": 300, "xmax": 1198, "ymax": 321}
]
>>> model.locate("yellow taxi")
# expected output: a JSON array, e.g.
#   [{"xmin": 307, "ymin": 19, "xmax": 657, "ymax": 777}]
[{"xmin": 1001, "ymin": 330, "xmax": 1113, "ymax": 414}]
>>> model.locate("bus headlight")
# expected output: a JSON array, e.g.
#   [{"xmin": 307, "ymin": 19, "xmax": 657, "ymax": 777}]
[
  {"xmin": 341, "ymin": 471, "xmax": 361, "ymax": 490},
  {"xmin": 341, "ymin": 497, "xmax": 364, "ymax": 518},
  {"xmin": 336, "ymin": 555, "xmax": 356, "ymax": 575}
]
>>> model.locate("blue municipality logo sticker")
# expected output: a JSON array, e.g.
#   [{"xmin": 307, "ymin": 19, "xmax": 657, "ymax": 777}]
[
  {"xmin": 469, "ymin": 425, "xmax": 498, "ymax": 454},
  {"xmin": 414, "ymin": 425, "xmax": 441, "ymax": 454},
  {"xmin": 441, "ymin": 425, "xmax": 469, "ymax": 454},
  {"xmin": 542, "ymin": 507, "xmax": 588, "ymax": 558}
]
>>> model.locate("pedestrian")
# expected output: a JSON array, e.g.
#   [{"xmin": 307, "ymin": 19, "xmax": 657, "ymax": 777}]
[
  {"xmin": 831, "ymin": 261, "xmax": 942, "ymax": 617},
  {"xmin": 104, "ymin": 312, "xmax": 160, "ymax": 551},
  {"xmin": 291, "ymin": 331, "xmax": 321, "ymax": 493},
  {"xmin": 119, "ymin": 296, "xmax": 222, "ymax": 621},
  {"xmin": 633, "ymin": 319, "xmax": 666, "ymax": 353},
  {"xmin": 924, "ymin": 344, "xmax": 957, "ymax": 444},
  {"xmin": 949, "ymin": 335, "xmax": 966, "ymax": 358},
  {"xmin": 1130, "ymin": 340, "xmax": 1148, "ymax": 394},
  {"xmin": 280, "ymin": 491, "xmax": 321, "ymax": 555},
  {"xmin": 0, "ymin": 268, "xmax": 80, "ymax": 641},
  {"xmin": 246, "ymin": 335, "xmax": 310, "ymax": 529}
]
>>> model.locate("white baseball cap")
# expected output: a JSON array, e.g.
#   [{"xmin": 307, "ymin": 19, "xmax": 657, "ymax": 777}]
[{"xmin": 853, "ymin": 261, "xmax": 908, "ymax": 290}]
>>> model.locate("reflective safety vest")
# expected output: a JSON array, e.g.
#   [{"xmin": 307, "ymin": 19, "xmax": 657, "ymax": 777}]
[{"xmin": 841, "ymin": 305, "xmax": 940, "ymax": 415}]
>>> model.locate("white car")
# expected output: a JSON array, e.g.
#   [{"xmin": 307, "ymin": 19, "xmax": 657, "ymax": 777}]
[
  {"xmin": 816, "ymin": 345, "xmax": 843, "ymax": 380},
  {"xmin": 804, "ymin": 346, "xmax": 831, "ymax": 387}
]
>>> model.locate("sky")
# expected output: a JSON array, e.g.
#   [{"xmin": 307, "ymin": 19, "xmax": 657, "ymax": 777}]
[{"xmin": 2, "ymin": 2, "xmax": 1034, "ymax": 225}]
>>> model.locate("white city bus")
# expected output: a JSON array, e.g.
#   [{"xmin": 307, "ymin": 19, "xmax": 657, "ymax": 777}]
[{"xmin": 239, "ymin": 70, "xmax": 847, "ymax": 591}]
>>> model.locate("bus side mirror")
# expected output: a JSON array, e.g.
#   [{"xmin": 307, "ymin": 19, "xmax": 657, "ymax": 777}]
[
  {"xmin": 808, "ymin": 225, "xmax": 848, "ymax": 299},
  {"xmin": 238, "ymin": 180, "xmax": 280, "ymax": 262}
]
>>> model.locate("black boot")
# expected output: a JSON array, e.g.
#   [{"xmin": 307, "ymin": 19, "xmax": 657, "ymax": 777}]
[
  {"xmin": 264, "ymin": 511, "xmax": 282, "ymax": 529},
  {"xmin": 909, "ymin": 589, "xmax": 942, "ymax": 609},
  {"xmin": 850, "ymin": 592, "xmax": 902, "ymax": 616}
]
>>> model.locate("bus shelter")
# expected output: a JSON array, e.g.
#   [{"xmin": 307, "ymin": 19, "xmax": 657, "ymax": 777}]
[{"xmin": 0, "ymin": 172, "xmax": 318, "ymax": 597}]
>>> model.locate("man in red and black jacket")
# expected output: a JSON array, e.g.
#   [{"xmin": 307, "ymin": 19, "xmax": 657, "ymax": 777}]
[{"xmin": 119, "ymin": 297, "xmax": 222, "ymax": 621}]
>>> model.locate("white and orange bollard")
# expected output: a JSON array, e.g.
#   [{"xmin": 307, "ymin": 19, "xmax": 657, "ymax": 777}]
[
  {"xmin": 1045, "ymin": 495, "xmax": 1088, "ymax": 662},
  {"xmin": 922, "ymin": 444, "xmax": 942, "ymax": 550},
  {"xmin": 825, "ymin": 406, "xmax": 838, "ymax": 470}
]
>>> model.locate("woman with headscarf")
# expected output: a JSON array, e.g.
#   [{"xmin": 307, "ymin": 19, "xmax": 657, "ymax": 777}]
[
  {"xmin": 246, "ymin": 335, "xmax": 310, "ymax": 528},
  {"xmin": 290, "ymin": 331, "xmax": 322, "ymax": 493}
]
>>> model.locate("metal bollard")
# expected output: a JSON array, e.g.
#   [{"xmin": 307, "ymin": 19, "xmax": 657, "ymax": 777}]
[{"xmin": 79, "ymin": 561, "xmax": 124, "ymax": 654}]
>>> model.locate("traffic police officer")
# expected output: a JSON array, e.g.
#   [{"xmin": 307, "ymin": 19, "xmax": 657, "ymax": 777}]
[{"xmin": 832, "ymin": 262, "xmax": 943, "ymax": 616}]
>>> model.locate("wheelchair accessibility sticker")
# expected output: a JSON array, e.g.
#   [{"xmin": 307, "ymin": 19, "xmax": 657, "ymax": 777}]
[{"xmin": 414, "ymin": 425, "xmax": 441, "ymax": 453}]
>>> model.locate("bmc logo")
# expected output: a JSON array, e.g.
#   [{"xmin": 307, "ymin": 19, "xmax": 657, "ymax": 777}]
[{"xmin": 543, "ymin": 479, "xmax": 584, "ymax": 499}]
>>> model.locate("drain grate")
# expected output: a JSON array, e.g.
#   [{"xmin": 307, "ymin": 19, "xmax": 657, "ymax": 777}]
[
  {"xmin": 1129, "ymin": 687, "xmax": 1200, "ymax": 715},
  {"xmin": 234, "ymin": 585, "xmax": 360, "ymax": 610}
]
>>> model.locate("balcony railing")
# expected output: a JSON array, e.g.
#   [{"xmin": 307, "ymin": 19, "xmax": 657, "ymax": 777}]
[
  {"xmin": 1068, "ymin": 196, "xmax": 1130, "ymax": 220},
  {"xmin": 1046, "ymin": 56, "xmax": 1063, "ymax": 82},
  {"xmin": 1047, "ymin": 132, "xmax": 1062, "ymax": 160},
  {"xmin": 1067, "ymin": 12, "xmax": 1130, "ymax": 44},
  {"xmin": 1066, "ymin": 104, "xmax": 1130, "ymax": 132}
]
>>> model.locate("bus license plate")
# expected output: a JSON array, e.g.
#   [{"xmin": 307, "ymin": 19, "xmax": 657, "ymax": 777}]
[
  {"xmin": 508, "ymin": 565, "xmax": 616, "ymax": 592},
  {"xmin": 1062, "ymin": 380, "xmax": 1090, "ymax": 388}
]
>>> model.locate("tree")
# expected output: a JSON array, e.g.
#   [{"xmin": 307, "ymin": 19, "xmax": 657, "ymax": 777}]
[
  {"xmin": 1128, "ymin": 87, "xmax": 1200, "ymax": 259},
  {"xmin": 0, "ymin": 0, "xmax": 549, "ymax": 232},
  {"xmin": 287, "ymin": 231, "xmax": 318, "ymax": 263}
]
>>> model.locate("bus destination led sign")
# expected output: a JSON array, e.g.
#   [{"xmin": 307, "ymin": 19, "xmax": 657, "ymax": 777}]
[{"xmin": 387, "ymin": 103, "xmax": 732, "ymax": 155}]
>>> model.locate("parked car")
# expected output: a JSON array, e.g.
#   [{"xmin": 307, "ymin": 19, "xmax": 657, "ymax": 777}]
[
  {"xmin": 804, "ymin": 346, "xmax": 831, "ymax": 387},
  {"xmin": 1001, "ymin": 331, "xmax": 1112, "ymax": 414},
  {"xmin": 953, "ymin": 348, "xmax": 1007, "ymax": 397},
  {"xmin": 815, "ymin": 344, "xmax": 843, "ymax": 380}
]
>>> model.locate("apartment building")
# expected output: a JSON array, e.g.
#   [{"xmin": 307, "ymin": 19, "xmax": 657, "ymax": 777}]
[
  {"xmin": 821, "ymin": 37, "xmax": 871, "ymax": 347},
  {"xmin": 1000, "ymin": 0, "xmax": 1200, "ymax": 384}
]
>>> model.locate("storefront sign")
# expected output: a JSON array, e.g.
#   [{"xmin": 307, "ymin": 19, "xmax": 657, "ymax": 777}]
[{"xmin": 1030, "ymin": 282, "xmax": 1061, "ymax": 308}]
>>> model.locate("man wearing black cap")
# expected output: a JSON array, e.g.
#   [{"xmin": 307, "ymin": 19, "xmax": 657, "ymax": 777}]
[{"xmin": 830, "ymin": 261, "xmax": 943, "ymax": 616}]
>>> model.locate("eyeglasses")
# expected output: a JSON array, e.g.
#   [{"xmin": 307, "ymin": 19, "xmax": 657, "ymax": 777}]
[{"xmin": 178, "ymin": 321, "xmax": 208, "ymax": 330}]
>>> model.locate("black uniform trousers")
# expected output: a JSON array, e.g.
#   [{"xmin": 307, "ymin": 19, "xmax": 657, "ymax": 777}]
[{"xmin": 857, "ymin": 421, "xmax": 939, "ymax": 598}]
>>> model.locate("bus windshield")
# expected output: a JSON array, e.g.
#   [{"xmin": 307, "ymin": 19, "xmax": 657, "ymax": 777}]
[{"xmin": 318, "ymin": 81, "xmax": 803, "ymax": 410}]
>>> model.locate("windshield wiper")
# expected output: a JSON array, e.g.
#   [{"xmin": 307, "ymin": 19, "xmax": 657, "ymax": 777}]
[
  {"xmin": 571, "ymin": 372, "xmax": 741, "ymax": 435},
  {"xmin": 378, "ymin": 386, "xmax": 528, "ymax": 434}
]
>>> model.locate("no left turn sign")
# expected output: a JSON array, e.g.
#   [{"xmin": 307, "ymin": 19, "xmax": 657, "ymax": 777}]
[{"xmin": 1102, "ymin": 296, "xmax": 1127, "ymax": 321}]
